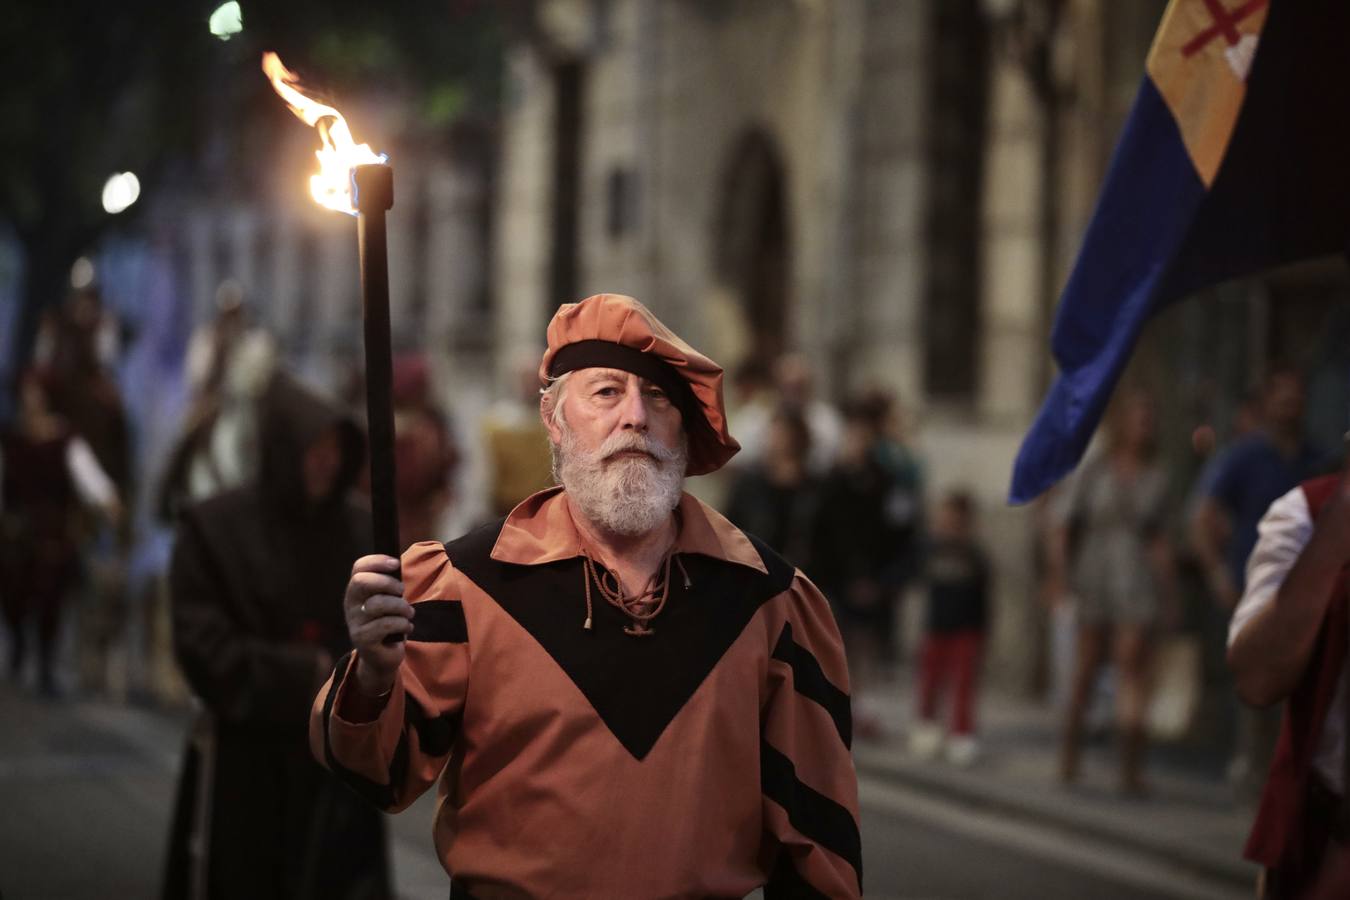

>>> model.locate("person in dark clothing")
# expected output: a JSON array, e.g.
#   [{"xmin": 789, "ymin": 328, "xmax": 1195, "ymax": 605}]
[
  {"xmin": 1192, "ymin": 368, "xmax": 1323, "ymax": 798},
  {"xmin": 391, "ymin": 353, "xmax": 459, "ymax": 545},
  {"xmin": 162, "ymin": 371, "xmax": 391, "ymax": 900},
  {"xmin": 725, "ymin": 408, "xmax": 819, "ymax": 570},
  {"xmin": 812, "ymin": 400, "xmax": 908, "ymax": 738},
  {"xmin": 1, "ymin": 369, "xmax": 121, "ymax": 694},
  {"xmin": 856, "ymin": 388, "xmax": 924, "ymax": 664},
  {"xmin": 910, "ymin": 491, "xmax": 990, "ymax": 766},
  {"xmin": 39, "ymin": 287, "xmax": 135, "ymax": 698}
]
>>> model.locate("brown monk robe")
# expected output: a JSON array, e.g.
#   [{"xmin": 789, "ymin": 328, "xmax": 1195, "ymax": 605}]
[
  {"xmin": 313, "ymin": 294, "xmax": 861, "ymax": 899},
  {"xmin": 165, "ymin": 372, "xmax": 391, "ymax": 900}
]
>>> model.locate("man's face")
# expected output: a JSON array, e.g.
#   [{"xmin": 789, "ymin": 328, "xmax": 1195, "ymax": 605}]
[
  {"xmin": 933, "ymin": 501, "xmax": 970, "ymax": 541},
  {"xmin": 302, "ymin": 428, "xmax": 344, "ymax": 502},
  {"xmin": 543, "ymin": 368, "xmax": 688, "ymax": 536},
  {"xmin": 1264, "ymin": 373, "xmax": 1305, "ymax": 431}
]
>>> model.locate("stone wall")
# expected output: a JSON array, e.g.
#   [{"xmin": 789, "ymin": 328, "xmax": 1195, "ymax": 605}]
[{"xmin": 489, "ymin": 0, "xmax": 1172, "ymax": 691}]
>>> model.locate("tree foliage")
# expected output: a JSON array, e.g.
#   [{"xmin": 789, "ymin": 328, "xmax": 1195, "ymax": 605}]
[{"xmin": 0, "ymin": 0, "xmax": 506, "ymax": 376}]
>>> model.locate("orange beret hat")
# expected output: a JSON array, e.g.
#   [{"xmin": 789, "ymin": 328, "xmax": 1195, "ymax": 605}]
[{"xmin": 539, "ymin": 293, "xmax": 740, "ymax": 475}]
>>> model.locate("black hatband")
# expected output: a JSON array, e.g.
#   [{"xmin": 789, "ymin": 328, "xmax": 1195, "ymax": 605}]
[{"xmin": 548, "ymin": 340, "xmax": 701, "ymax": 425}]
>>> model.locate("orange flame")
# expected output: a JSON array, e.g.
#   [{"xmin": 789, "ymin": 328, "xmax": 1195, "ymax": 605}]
[{"xmin": 261, "ymin": 51, "xmax": 385, "ymax": 215}]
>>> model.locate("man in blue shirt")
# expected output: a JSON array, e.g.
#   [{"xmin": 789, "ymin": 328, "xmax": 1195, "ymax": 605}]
[
  {"xmin": 1191, "ymin": 367, "xmax": 1324, "ymax": 798},
  {"xmin": 1192, "ymin": 369, "xmax": 1322, "ymax": 610}
]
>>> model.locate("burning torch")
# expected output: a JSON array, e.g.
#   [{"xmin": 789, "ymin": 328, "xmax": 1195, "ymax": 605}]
[{"xmin": 262, "ymin": 52, "xmax": 403, "ymax": 642}]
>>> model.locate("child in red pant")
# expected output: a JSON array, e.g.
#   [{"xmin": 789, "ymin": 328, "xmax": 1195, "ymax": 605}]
[{"xmin": 910, "ymin": 491, "xmax": 990, "ymax": 766}]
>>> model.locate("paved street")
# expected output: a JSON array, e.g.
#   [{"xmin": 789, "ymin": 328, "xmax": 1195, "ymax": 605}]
[
  {"xmin": 858, "ymin": 777, "xmax": 1244, "ymax": 900},
  {"xmin": 0, "ymin": 682, "xmax": 1252, "ymax": 900}
]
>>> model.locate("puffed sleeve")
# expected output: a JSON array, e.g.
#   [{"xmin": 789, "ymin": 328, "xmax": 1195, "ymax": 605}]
[
  {"xmin": 761, "ymin": 572, "xmax": 863, "ymax": 899},
  {"xmin": 309, "ymin": 541, "xmax": 469, "ymax": 812},
  {"xmin": 1229, "ymin": 486, "xmax": 1313, "ymax": 647}
]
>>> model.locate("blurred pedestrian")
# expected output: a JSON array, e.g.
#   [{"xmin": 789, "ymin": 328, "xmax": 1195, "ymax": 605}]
[
  {"xmin": 1192, "ymin": 369, "xmax": 1321, "ymax": 612},
  {"xmin": 158, "ymin": 283, "xmax": 277, "ymax": 520},
  {"xmin": 910, "ymin": 490, "xmax": 990, "ymax": 767},
  {"xmin": 36, "ymin": 285, "xmax": 136, "ymax": 698},
  {"xmin": 1228, "ymin": 445, "xmax": 1350, "ymax": 899},
  {"xmin": 1191, "ymin": 367, "xmax": 1323, "ymax": 795},
  {"xmin": 479, "ymin": 356, "xmax": 554, "ymax": 518},
  {"xmin": 732, "ymin": 353, "xmax": 842, "ymax": 476},
  {"xmin": 0, "ymin": 368, "xmax": 121, "ymax": 695},
  {"xmin": 725, "ymin": 407, "xmax": 819, "ymax": 569},
  {"xmin": 698, "ymin": 356, "xmax": 775, "ymax": 509},
  {"xmin": 813, "ymin": 396, "xmax": 908, "ymax": 738},
  {"xmin": 316, "ymin": 294, "xmax": 860, "ymax": 897},
  {"xmin": 162, "ymin": 371, "xmax": 390, "ymax": 900},
  {"xmin": 1048, "ymin": 389, "xmax": 1176, "ymax": 794},
  {"xmin": 722, "ymin": 356, "xmax": 776, "ymax": 466},
  {"xmin": 775, "ymin": 353, "xmax": 843, "ymax": 473},
  {"xmin": 391, "ymin": 353, "xmax": 459, "ymax": 545},
  {"xmin": 42, "ymin": 286, "xmax": 130, "ymax": 492},
  {"xmin": 858, "ymin": 388, "xmax": 924, "ymax": 663},
  {"xmin": 183, "ymin": 280, "xmax": 248, "ymax": 404}
]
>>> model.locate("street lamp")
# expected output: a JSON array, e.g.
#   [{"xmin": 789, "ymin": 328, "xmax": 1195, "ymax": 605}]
[
  {"xmin": 101, "ymin": 172, "xmax": 140, "ymax": 215},
  {"xmin": 209, "ymin": 2, "xmax": 243, "ymax": 41}
]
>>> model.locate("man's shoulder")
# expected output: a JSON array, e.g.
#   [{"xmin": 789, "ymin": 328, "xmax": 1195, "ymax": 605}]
[
  {"xmin": 681, "ymin": 491, "xmax": 797, "ymax": 592},
  {"xmin": 1218, "ymin": 434, "xmax": 1268, "ymax": 466},
  {"xmin": 739, "ymin": 529, "xmax": 800, "ymax": 595},
  {"xmin": 1198, "ymin": 435, "xmax": 1270, "ymax": 494},
  {"xmin": 397, "ymin": 519, "xmax": 510, "ymax": 612},
  {"xmin": 441, "ymin": 516, "xmax": 510, "ymax": 572}
]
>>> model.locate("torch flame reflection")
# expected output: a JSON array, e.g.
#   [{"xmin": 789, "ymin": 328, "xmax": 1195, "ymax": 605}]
[{"xmin": 262, "ymin": 51, "xmax": 385, "ymax": 215}]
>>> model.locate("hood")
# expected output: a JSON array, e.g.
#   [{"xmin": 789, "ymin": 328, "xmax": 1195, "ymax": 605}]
[{"xmin": 257, "ymin": 371, "xmax": 366, "ymax": 514}]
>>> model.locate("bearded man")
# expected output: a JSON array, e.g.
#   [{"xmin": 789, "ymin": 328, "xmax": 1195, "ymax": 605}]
[{"xmin": 311, "ymin": 294, "xmax": 861, "ymax": 899}]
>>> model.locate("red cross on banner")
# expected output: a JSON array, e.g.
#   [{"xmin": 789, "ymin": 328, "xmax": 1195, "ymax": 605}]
[
  {"xmin": 1146, "ymin": 0, "xmax": 1270, "ymax": 185},
  {"xmin": 1182, "ymin": 0, "xmax": 1268, "ymax": 57}
]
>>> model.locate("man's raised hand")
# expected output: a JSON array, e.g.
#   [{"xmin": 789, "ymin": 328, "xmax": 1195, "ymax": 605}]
[{"xmin": 344, "ymin": 554, "xmax": 414, "ymax": 696}]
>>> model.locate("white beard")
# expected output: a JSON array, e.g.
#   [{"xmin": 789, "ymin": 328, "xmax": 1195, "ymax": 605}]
[{"xmin": 555, "ymin": 426, "xmax": 687, "ymax": 537}]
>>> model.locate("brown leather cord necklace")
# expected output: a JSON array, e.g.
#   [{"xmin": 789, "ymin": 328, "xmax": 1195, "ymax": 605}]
[{"xmin": 581, "ymin": 550, "xmax": 692, "ymax": 636}]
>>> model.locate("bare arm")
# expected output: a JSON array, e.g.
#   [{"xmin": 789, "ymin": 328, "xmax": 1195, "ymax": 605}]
[{"xmin": 1228, "ymin": 484, "xmax": 1349, "ymax": 707}]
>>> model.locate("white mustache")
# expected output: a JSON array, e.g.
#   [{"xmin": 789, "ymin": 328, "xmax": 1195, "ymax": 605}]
[{"xmin": 598, "ymin": 432, "xmax": 680, "ymax": 464}]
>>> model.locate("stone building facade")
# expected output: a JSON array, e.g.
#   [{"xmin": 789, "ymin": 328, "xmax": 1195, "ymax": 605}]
[
  {"xmin": 153, "ymin": 0, "xmax": 1348, "ymax": 692},
  {"xmin": 488, "ymin": 0, "xmax": 1189, "ymax": 686}
]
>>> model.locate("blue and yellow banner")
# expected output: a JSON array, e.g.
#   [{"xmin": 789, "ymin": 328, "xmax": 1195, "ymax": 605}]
[{"xmin": 1010, "ymin": 0, "xmax": 1350, "ymax": 504}]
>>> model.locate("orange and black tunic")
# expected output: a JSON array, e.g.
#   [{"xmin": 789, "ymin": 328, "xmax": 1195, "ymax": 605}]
[{"xmin": 310, "ymin": 487, "xmax": 862, "ymax": 899}]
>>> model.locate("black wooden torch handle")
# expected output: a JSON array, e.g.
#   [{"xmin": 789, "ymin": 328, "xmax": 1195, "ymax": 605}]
[{"xmin": 353, "ymin": 164, "xmax": 403, "ymax": 646}]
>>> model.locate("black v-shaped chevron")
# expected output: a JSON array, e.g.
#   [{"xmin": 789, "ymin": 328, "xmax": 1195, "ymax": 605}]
[{"xmin": 445, "ymin": 519, "xmax": 796, "ymax": 760}]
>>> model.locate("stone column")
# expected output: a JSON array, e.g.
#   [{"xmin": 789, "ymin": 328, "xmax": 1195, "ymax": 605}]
[{"xmin": 492, "ymin": 47, "xmax": 557, "ymax": 386}]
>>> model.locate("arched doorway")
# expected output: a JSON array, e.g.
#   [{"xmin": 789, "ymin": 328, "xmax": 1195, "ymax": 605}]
[{"xmin": 712, "ymin": 129, "xmax": 791, "ymax": 364}]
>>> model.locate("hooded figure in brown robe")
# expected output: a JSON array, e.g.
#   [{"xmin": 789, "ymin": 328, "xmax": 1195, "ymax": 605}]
[{"xmin": 163, "ymin": 371, "xmax": 391, "ymax": 900}]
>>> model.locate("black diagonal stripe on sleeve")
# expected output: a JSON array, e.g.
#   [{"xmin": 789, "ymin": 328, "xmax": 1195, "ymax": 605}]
[
  {"xmin": 404, "ymin": 692, "xmax": 460, "ymax": 758},
  {"xmin": 409, "ymin": 599, "xmax": 467, "ymax": 643},
  {"xmin": 761, "ymin": 741, "xmax": 862, "ymax": 891},
  {"xmin": 321, "ymin": 651, "xmax": 403, "ymax": 810},
  {"xmin": 772, "ymin": 621, "xmax": 852, "ymax": 750},
  {"xmin": 764, "ymin": 848, "xmax": 830, "ymax": 900}
]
